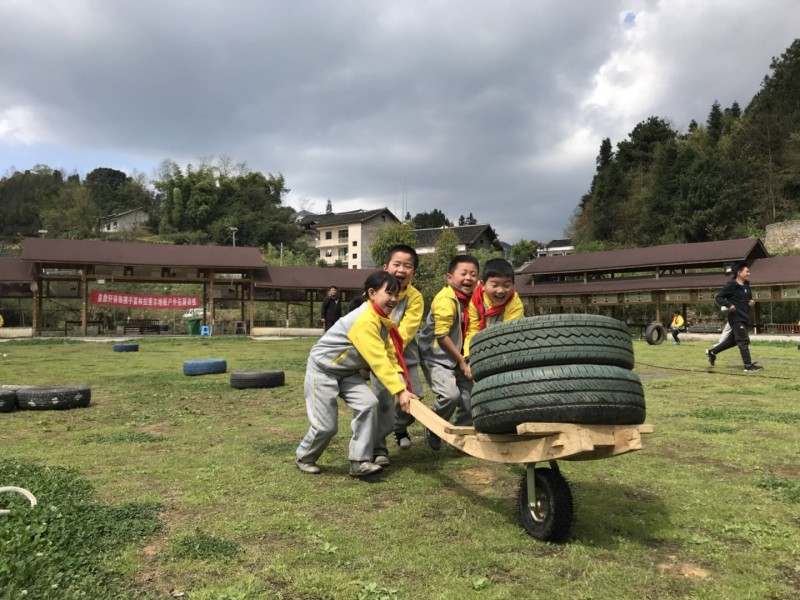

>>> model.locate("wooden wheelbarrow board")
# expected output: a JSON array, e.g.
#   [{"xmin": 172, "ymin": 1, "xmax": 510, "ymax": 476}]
[{"xmin": 408, "ymin": 397, "xmax": 654, "ymax": 464}]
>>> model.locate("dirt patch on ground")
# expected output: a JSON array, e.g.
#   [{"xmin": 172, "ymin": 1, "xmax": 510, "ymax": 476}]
[
  {"xmin": 656, "ymin": 561, "xmax": 711, "ymax": 581},
  {"xmin": 458, "ymin": 467, "xmax": 504, "ymax": 496}
]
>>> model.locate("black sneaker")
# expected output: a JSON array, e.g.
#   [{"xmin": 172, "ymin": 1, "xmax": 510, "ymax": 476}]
[
  {"xmin": 743, "ymin": 363, "xmax": 763, "ymax": 372},
  {"xmin": 706, "ymin": 349, "xmax": 716, "ymax": 367},
  {"xmin": 424, "ymin": 428, "xmax": 441, "ymax": 451}
]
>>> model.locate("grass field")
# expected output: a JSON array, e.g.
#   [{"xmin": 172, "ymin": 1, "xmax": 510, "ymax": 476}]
[{"xmin": 0, "ymin": 336, "xmax": 798, "ymax": 599}]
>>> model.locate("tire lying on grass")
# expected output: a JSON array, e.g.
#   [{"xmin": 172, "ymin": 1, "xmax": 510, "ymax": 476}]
[
  {"xmin": 0, "ymin": 389, "xmax": 16, "ymax": 413},
  {"xmin": 471, "ymin": 364, "xmax": 646, "ymax": 434},
  {"xmin": 15, "ymin": 385, "xmax": 91, "ymax": 410},
  {"xmin": 113, "ymin": 343, "xmax": 139, "ymax": 352},
  {"xmin": 469, "ymin": 314, "xmax": 634, "ymax": 381},
  {"xmin": 644, "ymin": 322, "xmax": 666, "ymax": 345},
  {"xmin": 183, "ymin": 358, "xmax": 227, "ymax": 376},
  {"xmin": 230, "ymin": 370, "xmax": 286, "ymax": 389}
]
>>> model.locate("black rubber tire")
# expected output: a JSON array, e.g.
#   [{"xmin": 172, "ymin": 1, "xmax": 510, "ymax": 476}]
[
  {"xmin": 471, "ymin": 364, "xmax": 646, "ymax": 433},
  {"xmin": 15, "ymin": 385, "xmax": 91, "ymax": 410},
  {"xmin": 230, "ymin": 370, "xmax": 285, "ymax": 389},
  {"xmin": 519, "ymin": 468, "xmax": 574, "ymax": 543},
  {"xmin": 113, "ymin": 343, "xmax": 139, "ymax": 352},
  {"xmin": 0, "ymin": 389, "xmax": 16, "ymax": 412},
  {"xmin": 645, "ymin": 322, "xmax": 666, "ymax": 345},
  {"xmin": 183, "ymin": 359, "xmax": 227, "ymax": 376},
  {"xmin": 469, "ymin": 314, "xmax": 634, "ymax": 381}
]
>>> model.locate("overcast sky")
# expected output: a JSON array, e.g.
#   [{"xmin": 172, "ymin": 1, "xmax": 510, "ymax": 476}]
[{"xmin": 1, "ymin": 1, "xmax": 798, "ymax": 244}]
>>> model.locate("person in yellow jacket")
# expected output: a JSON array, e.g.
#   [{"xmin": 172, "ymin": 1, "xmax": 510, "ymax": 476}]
[
  {"xmin": 370, "ymin": 245, "xmax": 425, "ymax": 461},
  {"xmin": 418, "ymin": 255, "xmax": 479, "ymax": 450},
  {"xmin": 670, "ymin": 309, "xmax": 685, "ymax": 345},
  {"xmin": 295, "ymin": 271, "xmax": 417, "ymax": 478},
  {"xmin": 464, "ymin": 258, "xmax": 524, "ymax": 357}
]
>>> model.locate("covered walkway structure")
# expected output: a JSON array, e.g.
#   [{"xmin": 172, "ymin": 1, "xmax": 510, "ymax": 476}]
[
  {"xmin": 0, "ymin": 238, "xmax": 373, "ymax": 337},
  {"xmin": 515, "ymin": 238, "xmax": 800, "ymax": 330}
]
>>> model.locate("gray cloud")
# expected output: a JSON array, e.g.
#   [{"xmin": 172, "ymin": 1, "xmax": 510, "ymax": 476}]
[{"xmin": 1, "ymin": 0, "xmax": 798, "ymax": 244}]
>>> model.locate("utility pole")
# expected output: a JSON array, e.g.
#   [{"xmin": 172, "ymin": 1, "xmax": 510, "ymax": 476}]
[{"xmin": 229, "ymin": 226, "xmax": 238, "ymax": 247}]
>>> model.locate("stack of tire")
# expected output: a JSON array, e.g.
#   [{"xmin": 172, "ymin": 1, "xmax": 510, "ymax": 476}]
[{"xmin": 468, "ymin": 314, "xmax": 646, "ymax": 434}]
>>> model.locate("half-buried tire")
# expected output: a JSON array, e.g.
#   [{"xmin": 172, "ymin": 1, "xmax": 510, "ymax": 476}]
[
  {"xmin": 469, "ymin": 314, "xmax": 634, "ymax": 382},
  {"xmin": 471, "ymin": 364, "xmax": 646, "ymax": 434},
  {"xmin": 230, "ymin": 370, "xmax": 285, "ymax": 389},
  {"xmin": 15, "ymin": 386, "xmax": 91, "ymax": 410},
  {"xmin": 183, "ymin": 358, "xmax": 227, "ymax": 376},
  {"xmin": 113, "ymin": 343, "xmax": 139, "ymax": 352},
  {"xmin": 0, "ymin": 389, "xmax": 16, "ymax": 412}
]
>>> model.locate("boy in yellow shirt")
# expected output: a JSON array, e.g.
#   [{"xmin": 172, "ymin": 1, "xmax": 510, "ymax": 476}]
[
  {"xmin": 371, "ymin": 245, "xmax": 425, "ymax": 461},
  {"xmin": 418, "ymin": 255, "xmax": 479, "ymax": 450},
  {"xmin": 670, "ymin": 309, "xmax": 684, "ymax": 345},
  {"xmin": 464, "ymin": 258, "xmax": 525, "ymax": 356}
]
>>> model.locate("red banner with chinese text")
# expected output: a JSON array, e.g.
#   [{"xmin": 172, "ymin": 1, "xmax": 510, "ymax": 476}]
[{"xmin": 91, "ymin": 291, "xmax": 200, "ymax": 309}]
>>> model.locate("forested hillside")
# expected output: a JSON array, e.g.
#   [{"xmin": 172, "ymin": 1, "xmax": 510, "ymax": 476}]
[
  {"xmin": 0, "ymin": 158, "xmax": 304, "ymax": 253},
  {"xmin": 570, "ymin": 39, "xmax": 800, "ymax": 251}
]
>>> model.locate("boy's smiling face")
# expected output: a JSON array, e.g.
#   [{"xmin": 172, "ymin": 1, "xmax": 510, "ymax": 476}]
[
  {"xmin": 483, "ymin": 275, "xmax": 514, "ymax": 305},
  {"xmin": 383, "ymin": 251, "xmax": 416, "ymax": 290},
  {"xmin": 447, "ymin": 261, "xmax": 478, "ymax": 294}
]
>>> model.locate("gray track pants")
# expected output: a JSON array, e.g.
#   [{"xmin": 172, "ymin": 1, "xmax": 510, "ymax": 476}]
[
  {"xmin": 296, "ymin": 357, "xmax": 379, "ymax": 464},
  {"xmin": 421, "ymin": 360, "xmax": 473, "ymax": 426},
  {"xmin": 372, "ymin": 365, "xmax": 424, "ymax": 457}
]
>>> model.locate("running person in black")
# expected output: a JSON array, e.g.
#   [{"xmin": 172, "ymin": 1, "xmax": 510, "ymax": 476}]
[{"xmin": 706, "ymin": 262, "xmax": 762, "ymax": 372}]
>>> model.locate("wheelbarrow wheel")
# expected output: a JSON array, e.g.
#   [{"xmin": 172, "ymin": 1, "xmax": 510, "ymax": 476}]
[{"xmin": 518, "ymin": 467, "xmax": 573, "ymax": 543}]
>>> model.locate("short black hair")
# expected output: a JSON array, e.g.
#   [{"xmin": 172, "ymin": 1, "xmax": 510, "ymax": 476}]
[
  {"xmin": 482, "ymin": 258, "xmax": 515, "ymax": 283},
  {"xmin": 364, "ymin": 270, "xmax": 400, "ymax": 295},
  {"xmin": 732, "ymin": 261, "xmax": 749, "ymax": 278},
  {"xmin": 447, "ymin": 254, "xmax": 479, "ymax": 274},
  {"xmin": 384, "ymin": 244, "xmax": 419, "ymax": 270}
]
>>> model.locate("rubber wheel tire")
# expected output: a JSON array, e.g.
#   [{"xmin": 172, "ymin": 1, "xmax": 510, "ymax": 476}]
[
  {"xmin": 113, "ymin": 343, "xmax": 139, "ymax": 352},
  {"xmin": 519, "ymin": 468, "xmax": 574, "ymax": 543},
  {"xmin": 645, "ymin": 323, "xmax": 666, "ymax": 345},
  {"xmin": 469, "ymin": 314, "xmax": 634, "ymax": 382},
  {"xmin": 230, "ymin": 370, "xmax": 285, "ymax": 389},
  {"xmin": 0, "ymin": 389, "xmax": 16, "ymax": 412},
  {"xmin": 471, "ymin": 364, "xmax": 646, "ymax": 433},
  {"xmin": 183, "ymin": 359, "xmax": 227, "ymax": 376},
  {"xmin": 15, "ymin": 385, "xmax": 91, "ymax": 410}
]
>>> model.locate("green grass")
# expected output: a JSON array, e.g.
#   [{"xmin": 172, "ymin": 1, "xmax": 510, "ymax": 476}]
[{"xmin": 0, "ymin": 337, "xmax": 798, "ymax": 599}]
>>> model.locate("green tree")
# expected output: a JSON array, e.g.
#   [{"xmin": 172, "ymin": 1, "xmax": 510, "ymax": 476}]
[
  {"xmin": 510, "ymin": 239, "xmax": 539, "ymax": 267},
  {"xmin": 40, "ymin": 182, "xmax": 99, "ymax": 239},
  {"xmin": 369, "ymin": 221, "xmax": 417, "ymax": 267},
  {"xmin": 411, "ymin": 209, "xmax": 452, "ymax": 229},
  {"xmin": 706, "ymin": 100, "xmax": 724, "ymax": 146},
  {"xmin": 415, "ymin": 228, "xmax": 459, "ymax": 307}
]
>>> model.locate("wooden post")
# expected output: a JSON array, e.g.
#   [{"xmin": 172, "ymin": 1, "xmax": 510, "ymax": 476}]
[
  {"xmin": 31, "ymin": 276, "xmax": 40, "ymax": 335},
  {"xmin": 81, "ymin": 268, "xmax": 88, "ymax": 336},
  {"xmin": 208, "ymin": 270, "xmax": 215, "ymax": 333}
]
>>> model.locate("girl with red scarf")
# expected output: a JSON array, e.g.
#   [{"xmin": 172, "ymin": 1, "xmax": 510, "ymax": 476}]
[{"xmin": 295, "ymin": 271, "xmax": 417, "ymax": 478}]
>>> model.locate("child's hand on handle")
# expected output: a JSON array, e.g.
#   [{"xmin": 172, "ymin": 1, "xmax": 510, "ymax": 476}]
[
  {"xmin": 397, "ymin": 390, "xmax": 418, "ymax": 413},
  {"xmin": 459, "ymin": 359, "xmax": 472, "ymax": 380}
]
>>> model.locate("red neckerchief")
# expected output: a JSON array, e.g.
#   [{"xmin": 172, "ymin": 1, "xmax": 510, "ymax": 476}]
[
  {"xmin": 450, "ymin": 285, "xmax": 471, "ymax": 344},
  {"xmin": 471, "ymin": 282, "xmax": 516, "ymax": 331},
  {"xmin": 369, "ymin": 301, "xmax": 411, "ymax": 391}
]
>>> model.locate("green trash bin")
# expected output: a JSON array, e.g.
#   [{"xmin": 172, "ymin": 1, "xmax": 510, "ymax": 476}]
[{"xmin": 186, "ymin": 318, "xmax": 201, "ymax": 335}]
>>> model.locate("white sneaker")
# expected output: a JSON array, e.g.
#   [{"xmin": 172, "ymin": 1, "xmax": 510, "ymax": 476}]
[
  {"xmin": 373, "ymin": 455, "xmax": 391, "ymax": 467},
  {"xmin": 295, "ymin": 459, "xmax": 321, "ymax": 474},
  {"xmin": 349, "ymin": 461, "xmax": 383, "ymax": 477},
  {"xmin": 395, "ymin": 430, "xmax": 412, "ymax": 450}
]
